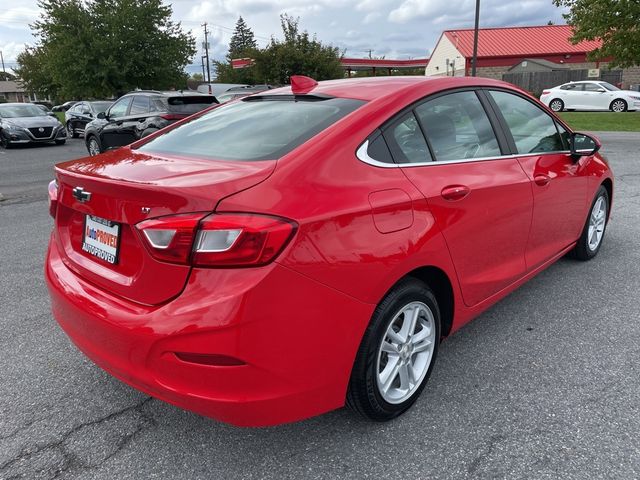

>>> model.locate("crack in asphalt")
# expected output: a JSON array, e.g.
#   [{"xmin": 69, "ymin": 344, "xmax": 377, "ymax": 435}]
[
  {"xmin": 466, "ymin": 433, "xmax": 507, "ymax": 476},
  {"xmin": 0, "ymin": 397, "xmax": 155, "ymax": 479}
]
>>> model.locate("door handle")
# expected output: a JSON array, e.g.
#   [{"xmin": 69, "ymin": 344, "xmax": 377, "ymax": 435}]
[
  {"xmin": 534, "ymin": 174, "xmax": 551, "ymax": 186},
  {"xmin": 441, "ymin": 185, "xmax": 470, "ymax": 201}
]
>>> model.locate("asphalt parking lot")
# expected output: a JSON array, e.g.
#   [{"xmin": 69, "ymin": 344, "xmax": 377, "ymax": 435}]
[{"xmin": 1, "ymin": 134, "xmax": 639, "ymax": 479}]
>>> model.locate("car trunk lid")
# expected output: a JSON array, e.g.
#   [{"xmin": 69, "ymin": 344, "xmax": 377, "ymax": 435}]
[{"xmin": 53, "ymin": 147, "xmax": 275, "ymax": 305}]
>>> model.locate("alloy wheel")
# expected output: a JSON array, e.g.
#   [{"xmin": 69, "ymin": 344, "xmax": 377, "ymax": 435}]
[
  {"xmin": 550, "ymin": 99, "xmax": 563, "ymax": 112},
  {"xmin": 88, "ymin": 138, "xmax": 100, "ymax": 156},
  {"xmin": 376, "ymin": 301, "xmax": 436, "ymax": 404},
  {"xmin": 587, "ymin": 195, "xmax": 607, "ymax": 251},
  {"xmin": 611, "ymin": 100, "xmax": 626, "ymax": 112}
]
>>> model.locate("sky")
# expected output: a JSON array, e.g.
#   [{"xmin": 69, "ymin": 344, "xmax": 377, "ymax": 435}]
[{"xmin": 0, "ymin": 0, "xmax": 568, "ymax": 76}]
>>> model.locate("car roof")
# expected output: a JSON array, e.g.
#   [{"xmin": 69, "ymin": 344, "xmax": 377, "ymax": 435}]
[
  {"xmin": 124, "ymin": 90, "xmax": 213, "ymax": 97},
  {"xmin": 253, "ymin": 76, "xmax": 521, "ymax": 102}
]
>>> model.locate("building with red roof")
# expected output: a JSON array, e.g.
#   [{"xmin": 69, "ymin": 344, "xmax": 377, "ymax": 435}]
[
  {"xmin": 425, "ymin": 24, "xmax": 640, "ymax": 89},
  {"xmin": 426, "ymin": 25, "xmax": 604, "ymax": 77}
]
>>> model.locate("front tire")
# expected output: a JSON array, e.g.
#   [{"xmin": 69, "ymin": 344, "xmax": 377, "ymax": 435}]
[
  {"xmin": 87, "ymin": 136, "xmax": 101, "ymax": 156},
  {"xmin": 347, "ymin": 278, "xmax": 440, "ymax": 421},
  {"xmin": 610, "ymin": 99, "xmax": 627, "ymax": 112},
  {"xmin": 67, "ymin": 122, "xmax": 79, "ymax": 138},
  {"xmin": 549, "ymin": 99, "xmax": 564, "ymax": 112},
  {"xmin": 0, "ymin": 132, "xmax": 11, "ymax": 149},
  {"xmin": 570, "ymin": 185, "xmax": 609, "ymax": 260}
]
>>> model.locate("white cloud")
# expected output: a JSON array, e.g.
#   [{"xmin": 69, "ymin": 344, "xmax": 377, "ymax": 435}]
[
  {"xmin": 0, "ymin": 6, "xmax": 40, "ymax": 29},
  {"xmin": 362, "ymin": 12, "xmax": 381, "ymax": 24}
]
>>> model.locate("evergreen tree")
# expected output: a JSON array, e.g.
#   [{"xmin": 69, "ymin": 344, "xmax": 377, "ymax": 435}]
[{"xmin": 227, "ymin": 16, "xmax": 258, "ymax": 61}]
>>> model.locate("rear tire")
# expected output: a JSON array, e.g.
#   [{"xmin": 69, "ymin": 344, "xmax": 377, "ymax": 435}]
[
  {"xmin": 570, "ymin": 185, "xmax": 609, "ymax": 261},
  {"xmin": 347, "ymin": 278, "xmax": 440, "ymax": 421},
  {"xmin": 549, "ymin": 99, "xmax": 564, "ymax": 112},
  {"xmin": 610, "ymin": 99, "xmax": 627, "ymax": 112}
]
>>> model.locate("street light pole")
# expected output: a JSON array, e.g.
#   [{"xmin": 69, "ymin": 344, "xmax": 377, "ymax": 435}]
[
  {"xmin": 202, "ymin": 23, "xmax": 211, "ymax": 83},
  {"xmin": 471, "ymin": 0, "xmax": 480, "ymax": 77}
]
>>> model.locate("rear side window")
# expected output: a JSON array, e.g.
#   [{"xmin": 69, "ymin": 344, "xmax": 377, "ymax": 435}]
[
  {"xmin": 560, "ymin": 84, "xmax": 582, "ymax": 91},
  {"xmin": 387, "ymin": 113, "xmax": 432, "ymax": 163},
  {"xmin": 167, "ymin": 96, "xmax": 217, "ymax": 114},
  {"xmin": 130, "ymin": 96, "xmax": 151, "ymax": 115},
  {"xmin": 415, "ymin": 91, "xmax": 501, "ymax": 161},
  {"xmin": 136, "ymin": 97, "xmax": 365, "ymax": 161},
  {"xmin": 490, "ymin": 91, "xmax": 565, "ymax": 154}
]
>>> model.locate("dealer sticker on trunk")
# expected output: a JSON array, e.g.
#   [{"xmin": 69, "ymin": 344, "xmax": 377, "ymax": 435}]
[{"xmin": 82, "ymin": 215, "xmax": 120, "ymax": 265}]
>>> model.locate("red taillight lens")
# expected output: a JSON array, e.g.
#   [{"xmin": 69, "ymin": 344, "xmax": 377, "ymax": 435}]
[
  {"xmin": 160, "ymin": 113, "xmax": 189, "ymax": 121},
  {"xmin": 542, "ymin": 90, "xmax": 551, "ymax": 95},
  {"xmin": 136, "ymin": 213, "xmax": 205, "ymax": 264},
  {"xmin": 193, "ymin": 213, "xmax": 297, "ymax": 267},
  {"xmin": 48, "ymin": 180, "xmax": 58, "ymax": 219},
  {"xmin": 136, "ymin": 212, "xmax": 297, "ymax": 267}
]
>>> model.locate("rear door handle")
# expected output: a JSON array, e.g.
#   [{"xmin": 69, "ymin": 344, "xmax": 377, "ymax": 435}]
[
  {"xmin": 534, "ymin": 174, "xmax": 551, "ymax": 186},
  {"xmin": 441, "ymin": 185, "xmax": 470, "ymax": 201}
]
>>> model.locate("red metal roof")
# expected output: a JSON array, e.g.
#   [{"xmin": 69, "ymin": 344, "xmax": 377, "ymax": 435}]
[
  {"xmin": 340, "ymin": 58, "xmax": 428, "ymax": 69},
  {"xmin": 443, "ymin": 25, "xmax": 602, "ymax": 59}
]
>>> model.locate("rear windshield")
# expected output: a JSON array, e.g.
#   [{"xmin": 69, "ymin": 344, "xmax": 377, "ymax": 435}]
[
  {"xmin": 136, "ymin": 97, "xmax": 365, "ymax": 161},
  {"xmin": 153, "ymin": 95, "xmax": 217, "ymax": 114}
]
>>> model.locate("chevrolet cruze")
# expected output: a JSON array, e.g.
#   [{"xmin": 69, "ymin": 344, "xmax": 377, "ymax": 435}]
[{"xmin": 46, "ymin": 76, "xmax": 613, "ymax": 426}]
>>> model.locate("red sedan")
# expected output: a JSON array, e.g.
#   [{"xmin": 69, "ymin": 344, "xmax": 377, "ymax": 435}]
[{"xmin": 45, "ymin": 76, "xmax": 613, "ymax": 426}]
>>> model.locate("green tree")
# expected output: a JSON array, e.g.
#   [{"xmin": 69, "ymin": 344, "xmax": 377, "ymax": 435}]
[
  {"xmin": 190, "ymin": 72, "xmax": 204, "ymax": 81},
  {"xmin": 228, "ymin": 16, "xmax": 258, "ymax": 58},
  {"xmin": 253, "ymin": 15, "xmax": 343, "ymax": 84},
  {"xmin": 553, "ymin": 0, "xmax": 640, "ymax": 67},
  {"xmin": 214, "ymin": 16, "xmax": 260, "ymax": 84},
  {"xmin": 16, "ymin": 0, "xmax": 196, "ymax": 99}
]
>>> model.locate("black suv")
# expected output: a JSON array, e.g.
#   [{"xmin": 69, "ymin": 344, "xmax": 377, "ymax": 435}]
[
  {"xmin": 84, "ymin": 91, "xmax": 217, "ymax": 156},
  {"xmin": 64, "ymin": 100, "xmax": 113, "ymax": 138}
]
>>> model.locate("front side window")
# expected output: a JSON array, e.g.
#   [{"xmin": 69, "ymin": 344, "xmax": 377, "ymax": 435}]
[
  {"xmin": 415, "ymin": 91, "xmax": 501, "ymax": 161},
  {"xmin": 137, "ymin": 97, "xmax": 365, "ymax": 161},
  {"xmin": 490, "ymin": 91, "xmax": 564, "ymax": 154},
  {"xmin": 108, "ymin": 97, "xmax": 132, "ymax": 119},
  {"xmin": 599, "ymin": 82, "xmax": 620, "ymax": 91}
]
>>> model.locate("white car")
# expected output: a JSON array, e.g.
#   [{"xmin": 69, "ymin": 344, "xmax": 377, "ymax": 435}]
[{"xmin": 540, "ymin": 81, "xmax": 640, "ymax": 112}]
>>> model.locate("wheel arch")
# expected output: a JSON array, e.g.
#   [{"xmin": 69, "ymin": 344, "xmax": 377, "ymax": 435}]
[
  {"xmin": 402, "ymin": 266, "xmax": 455, "ymax": 339},
  {"xmin": 601, "ymin": 177, "xmax": 613, "ymax": 219}
]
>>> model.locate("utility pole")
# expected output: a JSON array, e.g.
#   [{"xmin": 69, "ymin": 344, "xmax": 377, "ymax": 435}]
[
  {"xmin": 202, "ymin": 22, "xmax": 211, "ymax": 83},
  {"xmin": 201, "ymin": 55, "xmax": 206, "ymax": 79},
  {"xmin": 471, "ymin": 0, "xmax": 480, "ymax": 76},
  {"xmin": 0, "ymin": 51, "xmax": 5, "ymax": 74}
]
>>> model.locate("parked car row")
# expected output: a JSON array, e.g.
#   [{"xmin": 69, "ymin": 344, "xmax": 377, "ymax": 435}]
[{"xmin": 539, "ymin": 80, "xmax": 640, "ymax": 112}]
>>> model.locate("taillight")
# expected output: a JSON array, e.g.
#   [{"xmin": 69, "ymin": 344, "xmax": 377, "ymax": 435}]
[
  {"xmin": 193, "ymin": 214, "xmax": 296, "ymax": 267},
  {"xmin": 136, "ymin": 213, "xmax": 297, "ymax": 267},
  {"xmin": 48, "ymin": 180, "xmax": 58, "ymax": 219},
  {"xmin": 542, "ymin": 90, "xmax": 551, "ymax": 95},
  {"xmin": 136, "ymin": 213, "xmax": 205, "ymax": 264},
  {"xmin": 160, "ymin": 113, "xmax": 188, "ymax": 121}
]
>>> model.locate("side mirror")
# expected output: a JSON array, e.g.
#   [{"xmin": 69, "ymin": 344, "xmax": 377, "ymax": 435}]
[
  {"xmin": 82, "ymin": 110, "xmax": 91, "ymax": 116},
  {"xmin": 46, "ymin": 112, "xmax": 56, "ymax": 117},
  {"xmin": 97, "ymin": 112, "xmax": 106, "ymax": 120},
  {"xmin": 596, "ymin": 88, "xmax": 606, "ymax": 93},
  {"xmin": 570, "ymin": 132, "xmax": 601, "ymax": 157}
]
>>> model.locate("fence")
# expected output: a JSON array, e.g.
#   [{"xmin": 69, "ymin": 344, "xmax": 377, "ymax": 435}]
[{"xmin": 502, "ymin": 69, "xmax": 623, "ymax": 96}]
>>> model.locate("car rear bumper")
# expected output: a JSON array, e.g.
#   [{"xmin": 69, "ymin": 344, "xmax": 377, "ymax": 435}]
[{"xmin": 45, "ymin": 235, "xmax": 373, "ymax": 426}]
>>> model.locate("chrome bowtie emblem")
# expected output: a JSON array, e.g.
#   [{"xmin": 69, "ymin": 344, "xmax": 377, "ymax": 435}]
[
  {"xmin": 72, "ymin": 186, "xmax": 92, "ymax": 203},
  {"xmin": 38, "ymin": 127, "xmax": 44, "ymax": 132}
]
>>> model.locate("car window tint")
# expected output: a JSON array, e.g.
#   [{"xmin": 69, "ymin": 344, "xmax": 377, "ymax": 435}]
[
  {"xmin": 556, "ymin": 121, "xmax": 571, "ymax": 149},
  {"xmin": 137, "ymin": 97, "xmax": 365, "ymax": 161},
  {"xmin": 560, "ymin": 84, "xmax": 582, "ymax": 91},
  {"xmin": 583, "ymin": 83, "xmax": 603, "ymax": 92},
  {"xmin": 366, "ymin": 131, "xmax": 394, "ymax": 164},
  {"xmin": 108, "ymin": 97, "xmax": 132, "ymax": 119},
  {"xmin": 415, "ymin": 91, "xmax": 500, "ymax": 161},
  {"xmin": 130, "ymin": 96, "xmax": 151, "ymax": 115},
  {"xmin": 387, "ymin": 113, "xmax": 432, "ymax": 163},
  {"xmin": 490, "ymin": 91, "xmax": 565, "ymax": 154}
]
